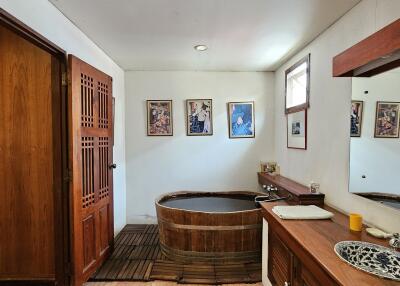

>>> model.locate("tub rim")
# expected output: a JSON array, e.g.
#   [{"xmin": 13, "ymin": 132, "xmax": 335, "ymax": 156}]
[{"xmin": 155, "ymin": 190, "xmax": 264, "ymax": 215}]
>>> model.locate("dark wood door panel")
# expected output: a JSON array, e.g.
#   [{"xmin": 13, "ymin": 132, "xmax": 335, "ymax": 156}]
[
  {"xmin": 82, "ymin": 214, "xmax": 97, "ymax": 271},
  {"xmin": 0, "ymin": 23, "xmax": 55, "ymax": 279},
  {"xmin": 0, "ymin": 9, "xmax": 69, "ymax": 286},
  {"xmin": 69, "ymin": 55, "xmax": 114, "ymax": 286},
  {"xmin": 99, "ymin": 205, "xmax": 111, "ymax": 255}
]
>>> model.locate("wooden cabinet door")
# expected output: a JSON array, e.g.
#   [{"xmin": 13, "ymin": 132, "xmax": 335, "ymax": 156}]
[
  {"xmin": 268, "ymin": 230, "xmax": 294, "ymax": 286},
  {"xmin": 68, "ymin": 55, "xmax": 114, "ymax": 286},
  {"xmin": 297, "ymin": 263, "xmax": 321, "ymax": 286}
]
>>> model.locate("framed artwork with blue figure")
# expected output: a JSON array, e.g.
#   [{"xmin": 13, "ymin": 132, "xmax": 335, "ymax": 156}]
[
  {"xmin": 228, "ymin": 101, "xmax": 255, "ymax": 138},
  {"xmin": 186, "ymin": 99, "xmax": 213, "ymax": 136}
]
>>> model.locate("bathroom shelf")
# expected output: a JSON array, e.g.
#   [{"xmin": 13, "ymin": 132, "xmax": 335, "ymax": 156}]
[{"xmin": 257, "ymin": 172, "xmax": 325, "ymax": 206}]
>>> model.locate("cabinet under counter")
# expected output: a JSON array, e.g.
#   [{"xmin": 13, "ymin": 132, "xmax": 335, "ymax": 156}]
[{"xmin": 261, "ymin": 201, "xmax": 399, "ymax": 286}]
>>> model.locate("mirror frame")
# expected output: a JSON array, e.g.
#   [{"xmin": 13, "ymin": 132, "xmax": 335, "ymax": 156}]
[{"xmin": 333, "ymin": 19, "xmax": 400, "ymax": 77}]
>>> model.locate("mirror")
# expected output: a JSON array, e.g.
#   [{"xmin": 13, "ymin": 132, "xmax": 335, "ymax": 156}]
[{"xmin": 349, "ymin": 67, "xmax": 400, "ymax": 210}]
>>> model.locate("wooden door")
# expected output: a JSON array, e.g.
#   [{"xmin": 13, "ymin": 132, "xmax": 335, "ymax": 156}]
[
  {"xmin": 68, "ymin": 55, "xmax": 114, "ymax": 286},
  {"xmin": 0, "ymin": 16, "xmax": 68, "ymax": 285}
]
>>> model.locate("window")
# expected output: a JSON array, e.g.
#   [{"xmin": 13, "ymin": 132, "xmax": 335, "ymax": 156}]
[{"xmin": 285, "ymin": 54, "xmax": 310, "ymax": 113}]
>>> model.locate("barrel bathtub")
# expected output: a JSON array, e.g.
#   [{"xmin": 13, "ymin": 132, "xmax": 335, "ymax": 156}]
[{"xmin": 155, "ymin": 191, "xmax": 263, "ymax": 263}]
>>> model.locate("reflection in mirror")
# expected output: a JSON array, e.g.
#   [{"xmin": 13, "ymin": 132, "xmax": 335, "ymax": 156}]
[{"xmin": 350, "ymin": 67, "xmax": 400, "ymax": 210}]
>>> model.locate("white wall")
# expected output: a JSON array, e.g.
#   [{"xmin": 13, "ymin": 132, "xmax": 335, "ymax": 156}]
[
  {"xmin": 274, "ymin": 0, "xmax": 400, "ymax": 233},
  {"xmin": 3, "ymin": 0, "xmax": 399, "ymax": 235},
  {"xmin": 350, "ymin": 70, "xmax": 400, "ymax": 195},
  {"xmin": 125, "ymin": 71, "xmax": 274, "ymax": 223},
  {"xmin": 0, "ymin": 0, "xmax": 127, "ymax": 235}
]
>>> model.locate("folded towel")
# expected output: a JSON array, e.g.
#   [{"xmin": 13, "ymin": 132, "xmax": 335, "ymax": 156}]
[{"xmin": 272, "ymin": 205, "xmax": 334, "ymax": 220}]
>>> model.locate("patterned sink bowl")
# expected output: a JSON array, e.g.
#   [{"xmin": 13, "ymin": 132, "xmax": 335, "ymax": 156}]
[{"xmin": 334, "ymin": 241, "xmax": 400, "ymax": 281}]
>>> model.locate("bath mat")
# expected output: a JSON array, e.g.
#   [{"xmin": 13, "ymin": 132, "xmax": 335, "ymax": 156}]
[
  {"xmin": 272, "ymin": 205, "xmax": 334, "ymax": 220},
  {"xmin": 90, "ymin": 224, "xmax": 261, "ymax": 284}
]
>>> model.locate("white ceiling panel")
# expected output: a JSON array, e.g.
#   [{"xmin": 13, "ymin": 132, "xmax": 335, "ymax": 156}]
[{"xmin": 49, "ymin": 0, "xmax": 360, "ymax": 71}]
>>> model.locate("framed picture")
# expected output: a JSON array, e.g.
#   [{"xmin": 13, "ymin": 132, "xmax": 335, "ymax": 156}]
[
  {"xmin": 374, "ymin": 101, "xmax": 400, "ymax": 138},
  {"xmin": 351, "ymin": 100, "xmax": 363, "ymax": 137},
  {"xmin": 287, "ymin": 110, "xmax": 307, "ymax": 149},
  {"xmin": 186, "ymin": 99, "xmax": 213, "ymax": 136},
  {"xmin": 228, "ymin": 101, "xmax": 255, "ymax": 138},
  {"xmin": 146, "ymin": 100, "xmax": 173, "ymax": 136}
]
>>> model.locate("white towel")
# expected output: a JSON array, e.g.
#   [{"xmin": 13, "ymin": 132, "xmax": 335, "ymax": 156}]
[{"xmin": 272, "ymin": 205, "xmax": 334, "ymax": 220}]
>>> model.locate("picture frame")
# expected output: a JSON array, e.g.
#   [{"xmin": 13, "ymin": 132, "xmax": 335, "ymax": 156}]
[
  {"xmin": 351, "ymin": 100, "xmax": 363, "ymax": 137},
  {"xmin": 186, "ymin": 99, "xmax": 213, "ymax": 136},
  {"xmin": 260, "ymin": 161, "xmax": 268, "ymax": 172},
  {"xmin": 374, "ymin": 101, "xmax": 400, "ymax": 138},
  {"xmin": 287, "ymin": 109, "xmax": 307, "ymax": 149},
  {"xmin": 146, "ymin": 100, "xmax": 173, "ymax": 136},
  {"xmin": 227, "ymin": 101, "xmax": 255, "ymax": 138},
  {"xmin": 266, "ymin": 161, "xmax": 277, "ymax": 173}
]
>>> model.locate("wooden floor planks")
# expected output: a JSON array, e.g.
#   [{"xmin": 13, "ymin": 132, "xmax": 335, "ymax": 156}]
[{"xmin": 90, "ymin": 225, "xmax": 261, "ymax": 284}]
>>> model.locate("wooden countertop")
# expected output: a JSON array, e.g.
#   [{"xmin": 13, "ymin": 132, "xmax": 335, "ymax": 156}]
[{"xmin": 261, "ymin": 202, "xmax": 400, "ymax": 286}]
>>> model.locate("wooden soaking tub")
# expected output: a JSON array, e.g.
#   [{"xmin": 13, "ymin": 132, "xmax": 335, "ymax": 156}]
[{"xmin": 155, "ymin": 191, "xmax": 263, "ymax": 263}]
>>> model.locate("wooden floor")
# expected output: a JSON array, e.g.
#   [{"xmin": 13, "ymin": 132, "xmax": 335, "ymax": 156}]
[
  {"xmin": 85, "ymin": 282, "xmax": 262, "ymax": 286},
  {"xmin": 90, "ymin": 225, "xmax": 261, "ymax": 284}
]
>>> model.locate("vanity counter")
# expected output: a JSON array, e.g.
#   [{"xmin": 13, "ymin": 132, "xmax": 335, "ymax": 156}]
[{"xmin": 261, "ymin": 201, "xmax": 399, "ymax": 286}]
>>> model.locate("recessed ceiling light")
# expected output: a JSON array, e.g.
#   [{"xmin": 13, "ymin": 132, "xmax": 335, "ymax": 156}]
[{"xmin": 194, "ymin": 45, "xmax": 208, "ymax": 51}]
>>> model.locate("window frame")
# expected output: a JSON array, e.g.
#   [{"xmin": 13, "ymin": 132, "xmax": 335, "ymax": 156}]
[{"xmin": 285, "ymin": 54, "xmax": 311, "ymax": 114}]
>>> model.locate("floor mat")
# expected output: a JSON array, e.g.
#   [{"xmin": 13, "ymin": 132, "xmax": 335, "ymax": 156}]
[{"xmin": 90, "ymin": 224, "xmax": 262, "ymax": 284}]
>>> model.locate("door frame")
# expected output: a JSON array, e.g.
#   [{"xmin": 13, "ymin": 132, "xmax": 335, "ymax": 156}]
[{"xmin": 0, "ymin": 9, "xmax": 70, "ymax": 286}]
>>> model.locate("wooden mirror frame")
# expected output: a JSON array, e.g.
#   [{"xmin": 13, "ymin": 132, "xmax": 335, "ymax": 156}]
[{"xmin": 333, "ymin": 19, "xmax": 400, "ymax": 77}]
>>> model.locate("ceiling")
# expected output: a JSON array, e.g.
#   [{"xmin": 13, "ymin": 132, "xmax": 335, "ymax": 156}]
[{"xmin": 49, "ymin": 0, "xmax": 360, "ymax": 71}]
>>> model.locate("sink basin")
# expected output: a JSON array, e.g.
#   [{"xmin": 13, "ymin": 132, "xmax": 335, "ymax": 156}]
[{"xmin": 334, "ymin": 241, "xmax": 400, "ymax": 281}]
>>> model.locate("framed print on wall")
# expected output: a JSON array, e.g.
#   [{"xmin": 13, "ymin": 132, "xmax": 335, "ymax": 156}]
[
  {"xmin": 186, "ymin": 99, "xmax": 213, "ymax": 136},
  {"xmin": 146, "ymin": 100, "xmax": 173, "ymax": 136},
  {"xmin": 287, "ymin": 109, "xmax": 307, "ymax": 149},
  {"xmin": 351, "ymin": 100, "xmax": 363, "ymax": 137},
  {"xmin": 374, "ymin": 101, "xmax": 400, "ymax": 138},
  {"xmin": 228, "ymin": 101, "xmax": 255, "ymax": 138}
]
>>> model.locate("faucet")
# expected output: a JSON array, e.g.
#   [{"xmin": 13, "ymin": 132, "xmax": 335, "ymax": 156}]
[
  {"xmin": 389, "ymin": 233, "xmax": 400, "ymax": 249},
  {"xmin": 262, "ymin": 184, "xmax": 278, "ymax": 197},
  {"xmin": 255, "ymin": 184, "xmax": 289, "ymax": 207}
]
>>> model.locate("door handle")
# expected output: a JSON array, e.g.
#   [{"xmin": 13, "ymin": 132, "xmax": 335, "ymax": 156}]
[{"xmin": 109, "ymin": 163, "xmax": 117, "ymax": 169}]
